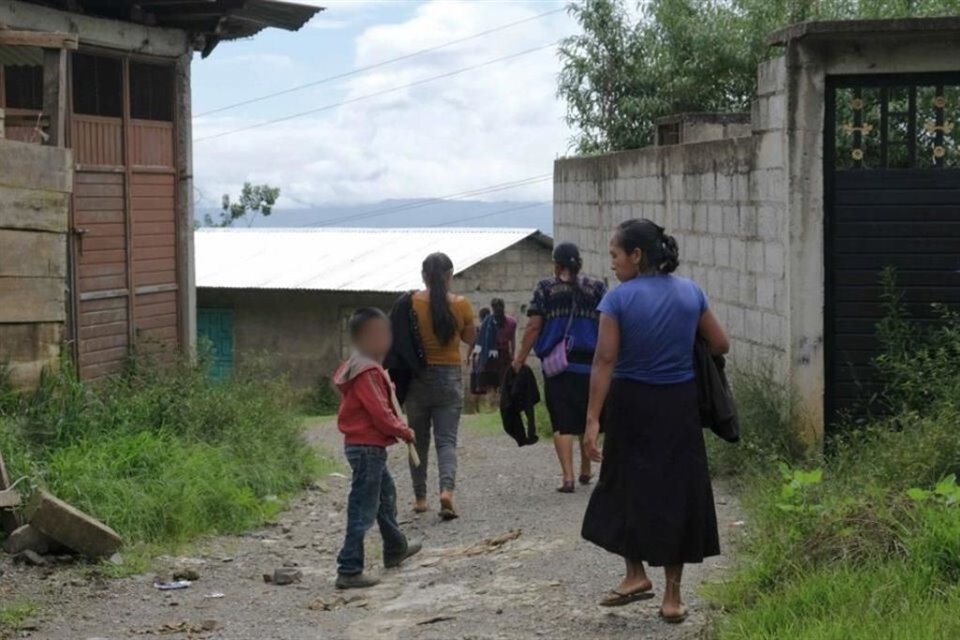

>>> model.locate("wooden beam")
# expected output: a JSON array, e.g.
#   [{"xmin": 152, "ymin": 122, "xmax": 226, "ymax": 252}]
[
  {"xmin": 42, "ymin": 48, "xmax": 67, "ymax": 147},
  {"xmin": 0, "ymin": 30, "xmax": 78, "ymax": 50},
  {"xmin": 0, "ymin": 3, "xmax": 189, "ymax": 58}
]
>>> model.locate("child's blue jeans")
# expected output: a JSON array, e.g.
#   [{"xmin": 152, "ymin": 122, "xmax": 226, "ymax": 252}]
[{"xmin": 336, "ymin": 444, "xmax": 407, "ymax": 577}]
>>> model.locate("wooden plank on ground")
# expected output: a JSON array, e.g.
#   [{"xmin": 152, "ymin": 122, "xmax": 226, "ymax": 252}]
[
  {"xmin": 0, "ymin": 277, "xmax": 65, "ymax": 322},
  {"xmin": 0, "ymin": 185, "xmax": 69, "ymax": 232},
  {"xmin": 0, "ymin": 229, "xmax": 66, "ymax": 278},
  {"xmin": 0, "ymin": 30, "xmax": 79, "ymax": 50}
]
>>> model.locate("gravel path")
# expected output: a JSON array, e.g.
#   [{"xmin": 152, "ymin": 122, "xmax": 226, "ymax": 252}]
[{"xmin": 0, "ymin": 417, "xmax": 741, "ymax": 640}]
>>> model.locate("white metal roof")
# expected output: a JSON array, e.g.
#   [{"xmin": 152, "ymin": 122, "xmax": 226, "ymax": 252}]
[{"xmin": 195, "ymin": 227, "xmax": 551, "ymax": 293}]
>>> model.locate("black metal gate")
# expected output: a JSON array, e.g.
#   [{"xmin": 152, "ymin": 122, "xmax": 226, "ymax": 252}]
[{"xmin": 825, "ymin": 74, "xmax": 960, "ymax": 425}]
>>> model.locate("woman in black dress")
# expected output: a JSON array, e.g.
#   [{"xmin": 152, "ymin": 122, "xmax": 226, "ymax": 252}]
[{"xmin": 581, "ymin": 219, "xmax": 730, "ymax": 623}]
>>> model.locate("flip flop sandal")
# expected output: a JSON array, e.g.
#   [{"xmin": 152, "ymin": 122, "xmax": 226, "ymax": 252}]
[
  {"xmin": 659, "ymin": 608, "xmax": 689, "ymax": 624},
  {"xmin": 439, "ymin": 497, "xmax": 459, "ymax": 521},
  {"xmin": 599, "ymin": 589, "xmax": 656, "ymax": 607},
  {"xmin": 578, "ymin": 474, "xmax": 594, "ymax": 485},
  {"xmin": 556, "ymin": 481, "xmax": 575, "ymax": 493}
]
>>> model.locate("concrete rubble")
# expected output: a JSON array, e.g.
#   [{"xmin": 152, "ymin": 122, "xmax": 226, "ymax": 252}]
[
  {"xmin": 27, "ymin": 490, "xmax": 123, "ymax": 558},
  {"xmin": 1, "ymin": 450, "xmax": 124, "ymax": 561}
]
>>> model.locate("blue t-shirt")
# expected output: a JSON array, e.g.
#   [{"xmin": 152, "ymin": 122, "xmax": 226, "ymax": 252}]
[
  {"xmin": 597, "ymin": 275, "xmax": 707, "ymax": 384},
  {"xmin": 527, "ymin": 275, "xmax": 607, "ymax": 375}
]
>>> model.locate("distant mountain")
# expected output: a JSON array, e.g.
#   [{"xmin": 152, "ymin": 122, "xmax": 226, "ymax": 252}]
[{"xmin": 196, "ymin": 199, "xmax": 553, "ymax": 234}]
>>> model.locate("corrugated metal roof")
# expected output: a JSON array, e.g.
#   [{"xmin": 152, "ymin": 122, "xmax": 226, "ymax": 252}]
[
  {"xmin": 196, "ymin": 227, "xmax": 552, "ymax": 293},
  {"xmin": 12, "ymin": 1, "xmax": 323, "ymax": 58}
]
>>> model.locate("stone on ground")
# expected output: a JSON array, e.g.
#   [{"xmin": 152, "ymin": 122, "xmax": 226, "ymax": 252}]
[
  {"xmin": 27, "ymin": 490, "xmax": 122, "ymax": 558},
  {"xmin": 3, "ymin": 524, "xmax": 54, "ymax": 555}
]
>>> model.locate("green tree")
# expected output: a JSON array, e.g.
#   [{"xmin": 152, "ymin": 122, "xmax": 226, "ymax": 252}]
[
  {"xmin": 559, "ymin": 0, "xmax": 960, "ymax": 154},
  {"xmin": 205, "ymin": 182, "xmax": 281, "ymax": 228}
]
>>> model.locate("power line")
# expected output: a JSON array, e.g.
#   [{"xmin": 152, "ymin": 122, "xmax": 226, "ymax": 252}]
[
  {"xmin": 431, "ymin": 201, "xmax": 548, "ymax": 227},
  {"xmin": 312, "ymin": 174, "xmax": 552, "ymax": 227},
  {"xmin": 195, "ymin": 7, "xmax": 565, "ymax": 118},
  {"xmin": 194, "ymin": 40, "xmax": 561, "ymax": 143}
]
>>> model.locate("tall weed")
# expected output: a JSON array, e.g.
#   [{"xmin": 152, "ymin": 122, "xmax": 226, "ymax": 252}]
[
  {"xmin": 709, "ymin": 273, "xmax": 960, "ymax": 638},
  {"xmin": 0, "ymin": 358, "xmax": 329, "ymax": 544}
]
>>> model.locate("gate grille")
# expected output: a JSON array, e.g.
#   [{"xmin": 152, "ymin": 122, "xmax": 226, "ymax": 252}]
[{"xmin": 825, "ymin": 74, "xmax": 960, "ymax": 425}]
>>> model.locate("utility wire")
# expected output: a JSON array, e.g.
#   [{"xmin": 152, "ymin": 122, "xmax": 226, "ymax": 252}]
[
  {"xmin": 194, "ymin": 40, "xmax": 561, "ymax": 143},
  {"xmin": 431, "ymin": 201, "xmax": 548, "ymax": 227},
  {"xmin": 312, "ymin": 174, "xmax": 552, "ymax": 227},
  {"xmin": 195, "ymin": 7, "xmax": 565, "ymax": 118}
]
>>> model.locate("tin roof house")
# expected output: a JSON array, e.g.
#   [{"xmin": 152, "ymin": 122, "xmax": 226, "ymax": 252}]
[
  {"xmin": 0, "ymin": 0, "xmax": 321, "ymax": 388},
  {"xmin": 194, "ymin": 228, "xmax": 554, "ymax": 387}
]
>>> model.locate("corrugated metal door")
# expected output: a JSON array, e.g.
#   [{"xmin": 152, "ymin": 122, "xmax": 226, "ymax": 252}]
[
  {"xmin": 70, "ymin": 53, "xmax": 178, "ymax": 379},
  {"xmin": 825, "ymin": 75, "xmax": 960, "ymax": 424}
]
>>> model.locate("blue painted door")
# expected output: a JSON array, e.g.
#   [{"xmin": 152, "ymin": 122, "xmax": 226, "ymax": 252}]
[{"xmin": 197, "ymin": 308, "xmax": 234, "ymax": 381}]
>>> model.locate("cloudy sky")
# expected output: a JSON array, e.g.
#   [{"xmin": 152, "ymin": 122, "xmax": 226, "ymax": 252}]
[{"xmin": 191, "ymin": 0, "xmax": 576, "ymax": 212}]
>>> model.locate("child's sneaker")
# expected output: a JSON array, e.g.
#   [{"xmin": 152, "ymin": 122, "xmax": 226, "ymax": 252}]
[
  {"xmin": 384, "ymin": 539, "xmax": 423, "ymax": 568},
  {"xmin": 336, "ymin": 573, "xmax": 381, "ymax": 590}
]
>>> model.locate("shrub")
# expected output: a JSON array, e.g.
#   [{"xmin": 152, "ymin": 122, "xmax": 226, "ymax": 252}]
[
  {"xmin": 306, "ymin": 375, "xmax": 340, "ymax": 416},
  {"xmin": 708, "ymin": 276, "xmax": 960, "ymax": 639},
  {"xmin": 0, "ymin": 358, "xmax": 329, "ymax": 544}
]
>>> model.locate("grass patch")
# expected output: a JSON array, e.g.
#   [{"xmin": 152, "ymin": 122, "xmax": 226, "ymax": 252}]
[
  {"xmin": 708, "ymin": 276, "xmax": 960, "ymax": 639},
  {"xmin": 464, "ymin": 392, "xmax": 553, "ymax": 441},
  {"xmin": 0, "ymin": 601, "xmax": 40, "ymax": 637},
  {"xmin": 0, "ymin": 357, "xmax": 333, "ymax": 546}
]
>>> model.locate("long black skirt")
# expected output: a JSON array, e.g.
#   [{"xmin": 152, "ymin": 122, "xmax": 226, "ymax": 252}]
[{"xmin": 581, "ymin": 379, "xmax": 720, "ymax": 567}]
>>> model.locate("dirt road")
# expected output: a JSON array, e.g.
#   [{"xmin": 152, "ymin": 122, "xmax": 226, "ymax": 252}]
[{"xmin": 0, "ymin": 417, "xmax": 741, "ymax": 640}]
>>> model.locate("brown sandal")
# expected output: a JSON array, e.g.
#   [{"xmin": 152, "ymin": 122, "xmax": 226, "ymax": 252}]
[
  {"xmin": 599, "ymin": 588, "xmax": 655, "ymax": 607},
  {"xmin": 659, "ymin": 606, "xmax": 689, "ymax": 624},
  {"xmin": 557, "ymin": 481, "xmax": 575, "ymax": 493},
  {"xmin": 439, "ymin": 495, "xmax": 458, "ymax": 520}
]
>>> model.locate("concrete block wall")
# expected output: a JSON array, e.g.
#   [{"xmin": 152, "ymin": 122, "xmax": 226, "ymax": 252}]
[
  {"xmin": 554, "ymin": 58, "xmax": 790, "ymax": 377},
  {"xmin": 454, "ymin": 237, "xmax": 555, "ymax": 322}
]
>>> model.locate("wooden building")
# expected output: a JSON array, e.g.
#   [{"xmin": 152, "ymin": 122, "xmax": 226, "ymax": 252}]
[{"xmin": 0, "ymin": 0, "xmax": 321, "ymax": 387}]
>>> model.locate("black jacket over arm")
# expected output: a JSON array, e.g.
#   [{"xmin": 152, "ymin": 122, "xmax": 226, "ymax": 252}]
[
  {"xmin": 694, "ymin": 337, "xmax": 740, "ymax": 444},
  {"xmin": 384, "ymin": 292, "xmax": 426, "ymax": 406}
]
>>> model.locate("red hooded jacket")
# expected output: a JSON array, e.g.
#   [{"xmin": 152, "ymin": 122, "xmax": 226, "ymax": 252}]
[{"xmin": 334, "ymin": 352, "xmax": 413, "ymax": 447}]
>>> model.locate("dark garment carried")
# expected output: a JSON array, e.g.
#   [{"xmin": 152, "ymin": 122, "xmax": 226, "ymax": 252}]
[
  {"xmin": 499, "ymin": 365, "xmax": 540, "ymax": 447},
  {"xmin": 384, "ymin": 292, "xmax": 426, "ymax": 406},
  {"xmin": 581, "ymin": 379, "xmax": 720, "ymax": 567},
  {"xmin": 694, "ymin": 337, "xmax": 740, "ymax": 443}
]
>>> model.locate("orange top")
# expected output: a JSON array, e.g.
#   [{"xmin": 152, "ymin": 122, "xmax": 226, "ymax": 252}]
[{"xmin": 412, "ymin": 294, "xmax": 475, "ymax": 365}]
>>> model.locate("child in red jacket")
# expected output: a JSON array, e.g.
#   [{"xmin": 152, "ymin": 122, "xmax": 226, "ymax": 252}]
[{"xmin": 333, "ymin": 308, "xmax": 421, "ymax": 589}]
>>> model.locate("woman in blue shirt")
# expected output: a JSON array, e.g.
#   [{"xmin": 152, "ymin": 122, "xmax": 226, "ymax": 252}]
[
  {"xmin": 513, "ymin": 242, "xmax": 607, "ymax": 493},
  {"xmin": 581, "ymin": 219, "xmax": 730, "ymax": 623}
]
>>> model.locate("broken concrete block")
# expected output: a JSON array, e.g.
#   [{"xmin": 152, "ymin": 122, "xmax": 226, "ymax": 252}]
[
  {"xmin": 3, "ymin": 524, "xmax": 53, "ymax": 555},
  {"xmin": 0, "ymin": 450, "xmax": 22, "ymax": 533},
  {"xmin": 27, "ymin": 490, "xmax": 122, "ymax": 558},
  {"xmin": 0, "ymin": 488, "xmax": 21, "ymax": 509},
  {"xmin": 13, "ymin": 549, "xmax": 47, "ymax": 566}
]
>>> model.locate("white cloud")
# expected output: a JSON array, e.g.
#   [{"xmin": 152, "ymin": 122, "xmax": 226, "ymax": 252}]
[{"xmin": 194, "ymin": 0, "xmax": 573, "ymax": 209}]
